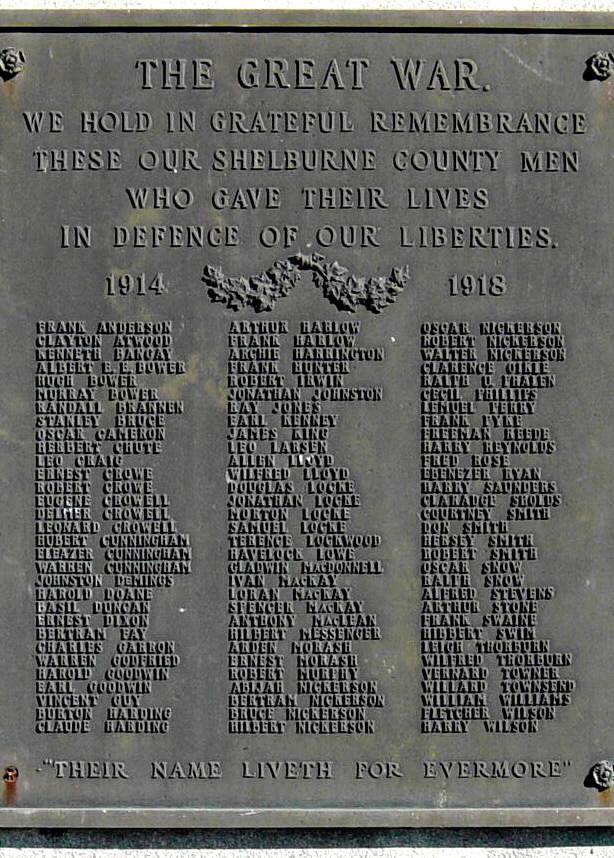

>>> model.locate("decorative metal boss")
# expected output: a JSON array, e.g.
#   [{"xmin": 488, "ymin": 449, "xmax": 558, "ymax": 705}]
[
  {"xmin": 0, "ymin": 47, "xmax": 26, "ymax": 80},
  {"xmin": 586, "ymin": 51, "xmax": 614, "ymax": 81},
  {"xmin": 587, "ymin": 760, "xmax": 614, "ymax": 790}
]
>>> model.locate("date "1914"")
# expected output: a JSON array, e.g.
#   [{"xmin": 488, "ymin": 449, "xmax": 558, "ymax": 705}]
[{"xmin": 106, "ymin": 271, "xmax": 168, "ymax": 296}]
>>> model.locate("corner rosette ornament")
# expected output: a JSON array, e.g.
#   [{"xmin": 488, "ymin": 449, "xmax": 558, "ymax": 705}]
[
  {"xmin": 0, "ymin": 47, "xmax": 25, "ymax": 80},
  {"xmin": 587, "ymin": 760, "xmax": 614, "ymax": 791},
  {"xmin": 202, "ymin": 252, "xmax": 410, "ymax": 314},
  {"xmin": 585, "ymin": 51, "xmax": 614, "ymax": 81}
]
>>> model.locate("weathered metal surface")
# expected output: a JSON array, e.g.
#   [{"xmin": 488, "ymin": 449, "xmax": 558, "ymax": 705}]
[{"xmin": 0, "ymin": 12, "xmax": 613, "ymax": 827}]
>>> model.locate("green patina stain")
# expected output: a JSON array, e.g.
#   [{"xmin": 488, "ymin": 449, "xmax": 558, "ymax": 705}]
[
  {"xmin": 201, "ymin": 355, "xmax": 228, "ymax": 409},
  {"xmin": 127, "ymin": 207, "xmax": 162, "ymax": 231},
  {"xmin": 159, "ymin": 352, "xmax": 199, "ymax": 401}
]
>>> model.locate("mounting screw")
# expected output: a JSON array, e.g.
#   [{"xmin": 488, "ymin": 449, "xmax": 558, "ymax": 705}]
[{"xmin": 3, "ymin": 766, "xmax": 18, "ymax": 784}]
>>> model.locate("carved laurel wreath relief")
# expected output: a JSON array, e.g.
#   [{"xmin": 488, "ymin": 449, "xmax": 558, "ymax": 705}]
[{"xmin": 202, "ymin": 252, "xmax": 411, "ymax": 314}]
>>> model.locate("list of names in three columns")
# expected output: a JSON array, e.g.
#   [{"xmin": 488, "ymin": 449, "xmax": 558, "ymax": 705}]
[
  {"xmin": 33, "ymin": 314, "xmax": 575, "ymax": 741},
  {"xmin": 421, "ymin": 321, "xmax": 574, "ymax": 735}
]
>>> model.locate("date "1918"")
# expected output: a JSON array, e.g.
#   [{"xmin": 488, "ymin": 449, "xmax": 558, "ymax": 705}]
[{"xmin": 449, "ymin": 273, "xmax": 507, "ymax": 297}]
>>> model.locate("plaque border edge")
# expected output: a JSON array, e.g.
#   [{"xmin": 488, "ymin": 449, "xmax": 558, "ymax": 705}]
[
  {"xmin": 0, "ymin": 807, "xmax": 611, "ymax": 827},
  {"xmin": 1, "ymin": 9, "xmax": 609, "ymax": 829},
  {"xmin": 0, "ymin": 10, "xmax": 613, "ymax": 29}
]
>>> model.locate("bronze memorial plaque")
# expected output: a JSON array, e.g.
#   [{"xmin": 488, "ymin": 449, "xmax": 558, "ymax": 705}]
[{"xmin": 1, "ymin": 11, "xmax": 614, "ymax": 827}]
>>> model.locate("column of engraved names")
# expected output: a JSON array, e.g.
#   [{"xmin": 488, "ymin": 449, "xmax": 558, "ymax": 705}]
[
  {"xmin": 35, "ymin": 320, "xmax": 191, "ymax": 735},
  {"xmin": 420, "ymin": 321, "xmax": 574, "ymax": 735},
  {"xmin": 226, "ymin": 319, "xmax": 385, "ymax": 735},
  {"xmin": 289, "ymin": 320, "xmax": 384, "ymax": 735},
  {"xmin": 227, "ymin": 320, "xmax": 296, "ymax": 734},
  {"xmin": 35, "ymin": 322, "xmax": 100, "ymax": 733}
]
